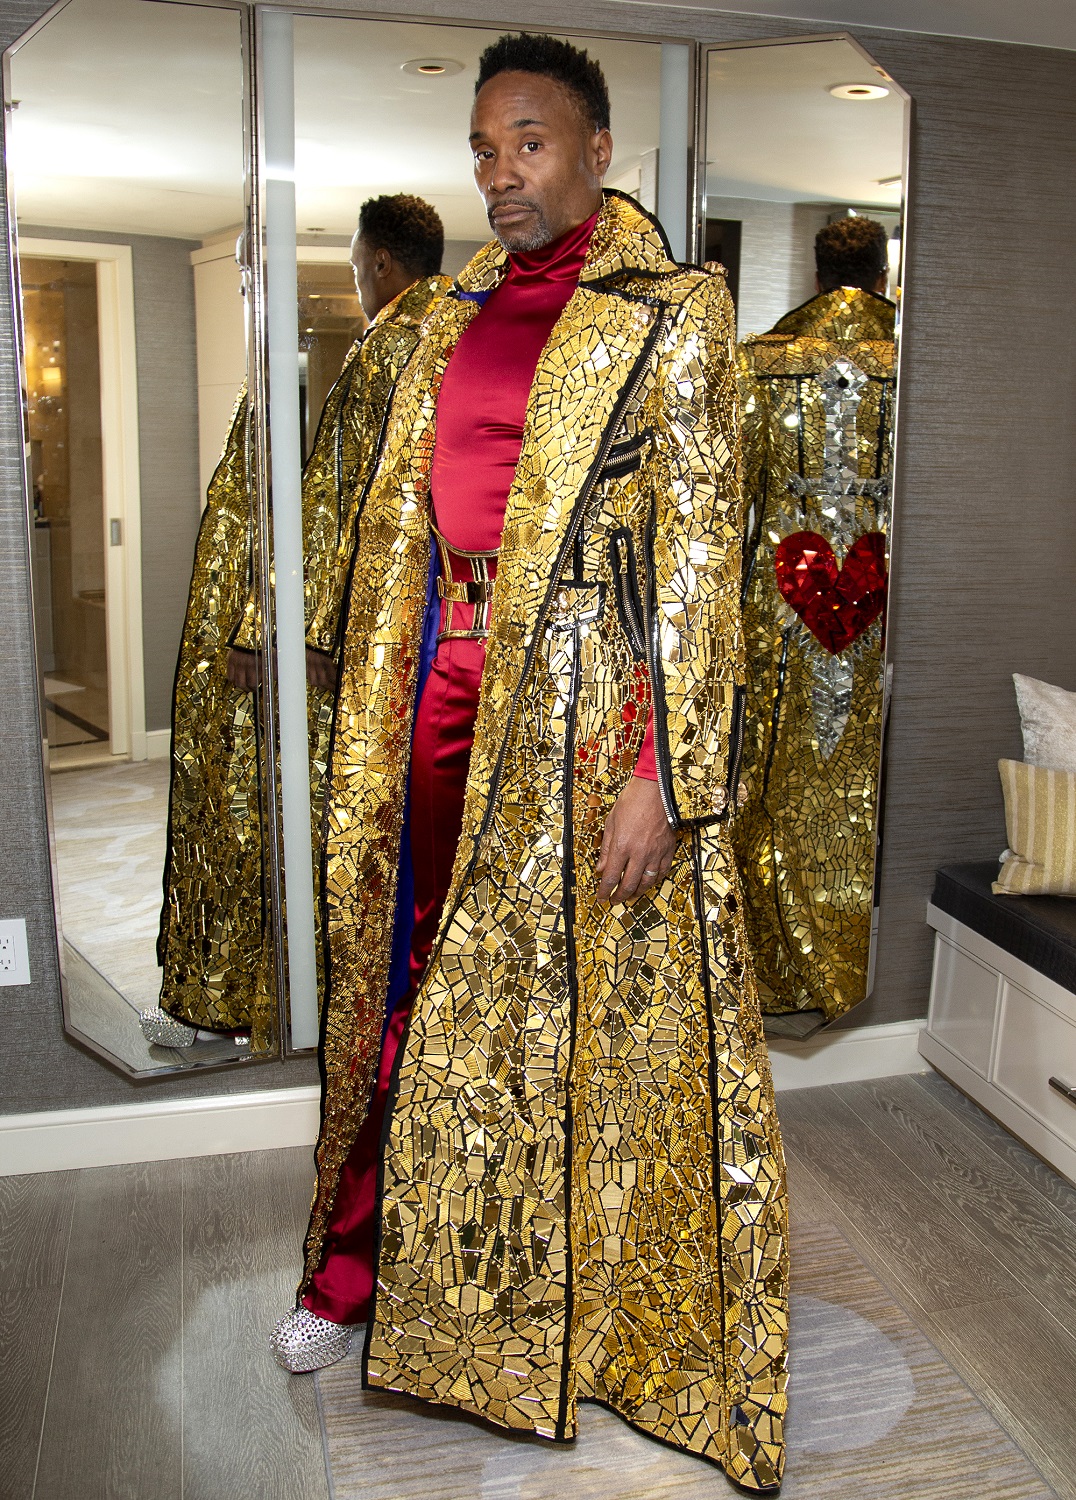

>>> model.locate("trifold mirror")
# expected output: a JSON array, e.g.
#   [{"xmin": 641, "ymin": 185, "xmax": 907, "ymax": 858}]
[{"xmin": 7, "ymin": 1, "xmax": 908, "ymax": 1076}]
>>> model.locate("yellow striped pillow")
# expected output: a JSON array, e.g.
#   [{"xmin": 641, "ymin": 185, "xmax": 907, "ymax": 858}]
[{"xmin": 994, "ymin": 759, "xmax": 1076, "ymax": 896}]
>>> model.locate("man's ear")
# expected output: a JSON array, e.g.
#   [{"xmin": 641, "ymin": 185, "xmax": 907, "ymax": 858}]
[
  {"xmin": 593, "ymin": 127, "xmax": 613, "ymax": 181},
  {"xmin": 374, "ymin": 247, "xmax": 392, "ymax": 280}
]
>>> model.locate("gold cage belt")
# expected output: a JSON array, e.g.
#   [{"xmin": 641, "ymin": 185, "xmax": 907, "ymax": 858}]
[{"xmin": 433, "ymin": 523, "xmax": 498, "ymax": 643}]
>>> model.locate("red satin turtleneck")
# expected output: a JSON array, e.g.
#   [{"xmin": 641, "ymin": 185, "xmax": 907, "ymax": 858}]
[
  {"xmin": 431, "ymin": 211, "xmax": 599, "ymax": 550},
  {"xmin": 429, "ymin": 209, "xmax": 656, "ymax": 781}
]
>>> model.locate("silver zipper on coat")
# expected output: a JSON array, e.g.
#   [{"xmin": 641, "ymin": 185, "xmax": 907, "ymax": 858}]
[{"xmin": 610, "ymin": 530, "xmax": 647, "ymax": 660}]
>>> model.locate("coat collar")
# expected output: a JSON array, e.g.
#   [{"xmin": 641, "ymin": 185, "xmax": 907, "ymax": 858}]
[
  {"xmin": 765, "ymin": 286, "xmax": 896, "ymax": 342},
  {"xmin": 453, "ymin": 190, "xmax": 677, "ymax": 301},
  {"xmin": 369, "ymin": 272, "xmax": 452, "ymax": 333}
]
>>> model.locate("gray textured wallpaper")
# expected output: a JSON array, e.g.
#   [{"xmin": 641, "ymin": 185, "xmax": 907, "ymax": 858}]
[{"xmin": 0, "ymin": 0, "xmax": 1073, "ymax": 1113}]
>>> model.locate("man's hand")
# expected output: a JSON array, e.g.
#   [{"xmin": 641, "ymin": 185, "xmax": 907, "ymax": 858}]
[
  {"xmin": 595, "ymin": 776, "xmax": 677, "ymax": 905},
  {"xmin": 306, "ymin": 648, "xmax": 339, "ymax": 689},
  {"xmin": 226, "ymin": 647, "xmax": 260, "ymax": 690}
]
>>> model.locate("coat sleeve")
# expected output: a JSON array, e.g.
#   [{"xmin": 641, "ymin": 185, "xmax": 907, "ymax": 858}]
[
  {"xmin": 303, "ymin": 344, "xmax": 366, "ymax": 657},
  {"xmin": 648, "ymin": 270, "xmax": 745, "ymax": 828}
]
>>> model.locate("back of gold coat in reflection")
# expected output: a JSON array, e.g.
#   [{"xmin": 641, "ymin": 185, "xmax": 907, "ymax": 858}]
[
  {"xmin": 156, "ymin": 390, "xmax": 270, "ymax": 1038},
  {"xmin": 157, "ymin": 275, "xmax": 449, "ymax": 1038},
  {"xmin": 305, "ymin": 196, "xmax": 788, "ymax": 1492},
  {"xmin": 734, "ymin": 288, "xmax": 897, "ymax": 1022}
]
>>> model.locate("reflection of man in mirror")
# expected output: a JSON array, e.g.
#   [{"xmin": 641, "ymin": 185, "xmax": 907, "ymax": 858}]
[
  {"xmin": 734, "ymin": 215, "xmax": 897, "ymax": 1028},
  {"xmin": 273, "ymin": 34, "xmax": 787, "ymax": 1495},
  {"xmin": 145, "ymin": 198, "xmax": 449, "ymax": 1051}
]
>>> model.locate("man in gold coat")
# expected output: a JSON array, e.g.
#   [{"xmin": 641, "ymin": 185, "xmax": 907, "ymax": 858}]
[
  {"xmin": 734, "ymin": 217, "xmax": 897, "ymax": 1025},
  {"xmin": 274, "ymin": 36, "xmax": 787, "ymax": 1494},
  {"xmin": 145, "ymin": 197, "xmax": 448, "ymax": 1047}
]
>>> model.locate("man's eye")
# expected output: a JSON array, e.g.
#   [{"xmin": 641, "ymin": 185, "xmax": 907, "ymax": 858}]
[
  {"xmin": 522, "ymin": 141, "xmax": 541, "ymax": 153},
  {"xmin": 474, "ymin": 149, "xmax": 493, "ymax": 162}
]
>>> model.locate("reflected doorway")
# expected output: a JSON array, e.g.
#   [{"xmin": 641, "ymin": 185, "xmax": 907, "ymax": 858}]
[
  {"xmin": 24, "ymin": 255, "xmax": 112, "ymax": 761},
  {"xmin": 298, "ymin": 254, "xmax": 367, "ymax": 462}
]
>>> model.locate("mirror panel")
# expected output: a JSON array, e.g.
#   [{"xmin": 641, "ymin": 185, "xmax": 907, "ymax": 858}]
[
  {"xmin": 8, "ymin": 0, "xmax": 278, "ymax": 1073},
  {"xmin": 703, "ymin": 36, "xmax": 908, "ymax": 1034},
  {"xmin": 256, "ymin": 14, "xmax": 670, "ymax": 1050}
]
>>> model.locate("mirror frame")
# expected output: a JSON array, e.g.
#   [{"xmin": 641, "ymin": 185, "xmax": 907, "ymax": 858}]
[
  {"xmin": 697, "ymin": 31, "xmax": 913, "ymax": 1031},
  {"xmin": 4, "ymin": 0, "xmax": 285, "ymax": 1076}
]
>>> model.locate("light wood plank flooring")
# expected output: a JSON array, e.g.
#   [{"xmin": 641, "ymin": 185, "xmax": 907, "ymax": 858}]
[
  {"xmin": 0, "ymin": 1148, "xmax": 327, "ymax": 1500},
  {"xmin": 1, "ymin": 1072, "xmax": 1072, "ymax": 1500}
]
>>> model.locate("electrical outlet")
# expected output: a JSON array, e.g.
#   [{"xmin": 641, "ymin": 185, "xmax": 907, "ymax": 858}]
[{"xmin": 0, "ymin": 919, "xmax": 31, "ymax": 985}]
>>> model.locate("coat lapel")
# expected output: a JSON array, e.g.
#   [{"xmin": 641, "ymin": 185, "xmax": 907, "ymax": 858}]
[
  {"xmin": 400, "ymin": 196, "xmax": 677, "ymax": 853},
  {"xmin": 492, "ymin": 286, "xmax": 661, "ymax": 652}
]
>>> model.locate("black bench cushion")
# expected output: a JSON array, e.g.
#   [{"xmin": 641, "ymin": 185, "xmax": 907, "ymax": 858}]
[{"xmin": 932, "ymin": 862, "xmax": 1076, "ymax": 996}]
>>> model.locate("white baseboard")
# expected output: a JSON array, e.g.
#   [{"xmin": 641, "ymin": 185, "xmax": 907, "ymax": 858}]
[
  {"xmin": 768, "ymin": 1018, "xmax": 928, "ymax": 1091},
  {"xmin": 0, "ymin": 1085, "xmax": 321, "ymax": 1176},
  {"xmin": 127, "ymin": 727, "xmax": 171, "ymax": 762},
  {"xmin": 145, "ymin": 728, "xmax": 171, "ymax": 760},
  {"xmin": 1, "ymin": 1020, "xmax": 927, "ymax": 1175}
]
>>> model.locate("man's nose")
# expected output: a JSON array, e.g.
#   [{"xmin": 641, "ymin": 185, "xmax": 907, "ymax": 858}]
[{"xmin": 486, "ymin": 155, "xmax": 525, "ymax": 194}]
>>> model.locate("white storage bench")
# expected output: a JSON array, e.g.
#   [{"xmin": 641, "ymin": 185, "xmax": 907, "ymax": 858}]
[{"xmin": 920, "ymin": 862, "xmax": 1076, "ymax": 1185}]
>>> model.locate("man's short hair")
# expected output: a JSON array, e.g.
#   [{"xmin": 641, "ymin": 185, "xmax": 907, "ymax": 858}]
[
  {"xmin": 357, "ymin": 195, "xmax": 444, "ymax": 277},
  {"xmin": 815, "ymin": 216, "xmax": 889, "ymax": 293},
  {"xmin": 475, "ymin": 33, "xmax": 611, "ymax": 132}
]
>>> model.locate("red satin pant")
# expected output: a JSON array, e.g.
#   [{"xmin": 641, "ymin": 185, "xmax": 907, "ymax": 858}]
[{"xmin": 303, "ymin": 633, "xmax": 484, "ymax": 1325}]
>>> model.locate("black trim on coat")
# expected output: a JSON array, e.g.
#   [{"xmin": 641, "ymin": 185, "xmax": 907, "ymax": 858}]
[
  {"xmin": 555, "ymin": 625, "xmax": 584, "ymax": 1441},
  {"xmin": 688, "ymin": 826, "xmax": 742, "ymax": 1487}
]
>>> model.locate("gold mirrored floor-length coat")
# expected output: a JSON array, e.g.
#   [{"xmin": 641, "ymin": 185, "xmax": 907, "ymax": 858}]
[
  {"xmin": 733, "ymin": 288, "xmax": 897, "ymax": 1022},
  {"xmin": 159, "ymin": 276, "xmax": 448, "ymax": 1034},
  {"xmin": 304, "ymin": 195, "xmax": 789, "ymax": 1492},
  {"xmin": 157, "ymin": 390, "xmax": 268, "ymax": 1034}
]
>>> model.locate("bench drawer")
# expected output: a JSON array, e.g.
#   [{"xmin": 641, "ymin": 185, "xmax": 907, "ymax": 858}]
[
  {"xmin": 928, "ymin": 935, "xmax": 1000, "ymax": 1078},
  {"xmin": 994, "ymin": 981, "xmax": 1076, "ymax": 1152}
]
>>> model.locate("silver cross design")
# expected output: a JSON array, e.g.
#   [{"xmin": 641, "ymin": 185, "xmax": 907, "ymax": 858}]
[{"xmin": 786, "ymin": 358, "xmax": 889, "ymax": 555}]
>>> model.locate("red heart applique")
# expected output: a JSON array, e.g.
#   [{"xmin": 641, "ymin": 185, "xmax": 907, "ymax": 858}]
[{"xmin": 774, "ymin": 531, "xmax": 888, "ymax": 655}]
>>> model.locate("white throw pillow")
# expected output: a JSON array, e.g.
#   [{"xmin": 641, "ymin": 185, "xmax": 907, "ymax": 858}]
[{"xmin": 1013, "ymin": 673, "xmax": 1076, "ymax": 774}]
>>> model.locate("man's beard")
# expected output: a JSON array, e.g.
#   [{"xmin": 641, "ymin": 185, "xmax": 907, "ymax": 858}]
[{"xmin": 487, "ymin": 198, "xmax": 553, "ymax": 252}]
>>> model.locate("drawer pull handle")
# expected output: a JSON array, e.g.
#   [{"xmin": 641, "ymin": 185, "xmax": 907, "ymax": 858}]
[{"xmin": 1048, "ymin": 1077, "xmax": 1076, "ymax": 1105}]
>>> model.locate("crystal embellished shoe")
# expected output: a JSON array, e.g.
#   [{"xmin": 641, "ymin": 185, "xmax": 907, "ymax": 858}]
[
  {"xmin": 139, "ymin": 1007, "xmax": 199, "ymax": 1047},
  {"xmin": 269, "ymin": 1307, "xmax": 354, "ymax": 1373}
]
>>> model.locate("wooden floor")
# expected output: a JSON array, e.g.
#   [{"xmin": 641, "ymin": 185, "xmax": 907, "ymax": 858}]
[{"xmin": 1, "ymin": 1071, "xmax": 1073, "ymax": 1500}]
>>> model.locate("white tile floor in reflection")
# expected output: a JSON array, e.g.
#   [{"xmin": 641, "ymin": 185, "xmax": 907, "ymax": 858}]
[{"xmin": 50, "ymin": 758, "xmax": 170, "ymax": 1011}]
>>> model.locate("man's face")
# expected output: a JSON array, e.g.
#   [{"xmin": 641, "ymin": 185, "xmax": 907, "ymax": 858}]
[
  {"xmin": 470, "ymin": 70, "xmax": 612, "ymax": 253},
  {"xmin": 350, "ymin": 233, "xmax": 381, "ymax": 321}
]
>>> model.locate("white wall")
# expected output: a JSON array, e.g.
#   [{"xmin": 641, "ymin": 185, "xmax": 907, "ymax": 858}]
[
  {"xmin": 190, "ymin": 241, "xmax": 246, "ymax": 498},
  {"xmin": 707, "ymin": 194, "xmax": 800, "ymax": 338}
]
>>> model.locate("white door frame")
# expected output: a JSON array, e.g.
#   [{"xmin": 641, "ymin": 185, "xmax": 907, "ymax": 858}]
[{"xmin": 21, "ymin": 237, "xmax": 145, "ymax": 759}]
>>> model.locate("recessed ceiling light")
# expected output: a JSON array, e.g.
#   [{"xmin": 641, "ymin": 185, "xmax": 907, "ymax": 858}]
[
  {"xmin": 829, "ymin": 82, "xmax": 889, "ymax": 101},
  {"xmin": 401, "ymin": 57, "xmax": 464, "ymax": 77}
]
